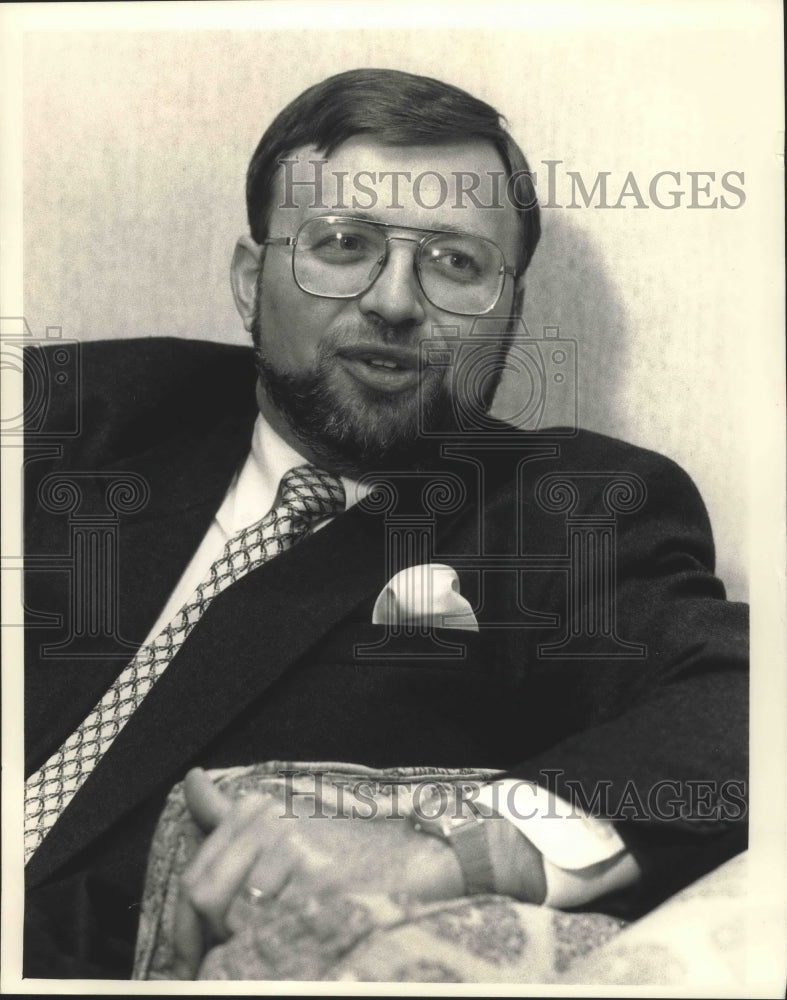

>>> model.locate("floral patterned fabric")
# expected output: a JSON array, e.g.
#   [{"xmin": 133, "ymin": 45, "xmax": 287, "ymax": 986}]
[{"xmin": 132, "ymin": 761, "xmax": 748, "ymax": 986}]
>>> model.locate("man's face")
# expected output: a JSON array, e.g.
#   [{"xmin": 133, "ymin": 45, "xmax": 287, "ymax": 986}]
[{"xmin": 234, "ymin": 137, "xmax": 523, "ymax": 475}]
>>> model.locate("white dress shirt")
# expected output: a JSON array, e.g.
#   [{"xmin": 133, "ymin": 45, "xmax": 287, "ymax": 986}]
[{"xmin": 143, "ymin": 412, "xmax": 639, "ymax": 907}]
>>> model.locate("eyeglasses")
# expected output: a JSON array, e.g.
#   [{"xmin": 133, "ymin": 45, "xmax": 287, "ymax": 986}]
[{"xmin": 261, "ymin": 215, "xmax": 519, "ymax": 316}]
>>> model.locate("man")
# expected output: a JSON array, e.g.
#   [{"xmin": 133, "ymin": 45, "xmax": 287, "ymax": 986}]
[{"xmin": 23, "ymin": 68, "xmax": 747, "ymax": 979}]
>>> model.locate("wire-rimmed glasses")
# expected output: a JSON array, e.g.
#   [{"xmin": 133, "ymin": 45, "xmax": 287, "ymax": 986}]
[{"xmin": 262, "ymin": 215, "xmax": 519, "ymax": 316}]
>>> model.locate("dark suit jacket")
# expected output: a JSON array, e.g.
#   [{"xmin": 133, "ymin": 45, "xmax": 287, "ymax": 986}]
[{"xmin": 23, "ymin": 338, "xmax": 748, "ymax": 978}]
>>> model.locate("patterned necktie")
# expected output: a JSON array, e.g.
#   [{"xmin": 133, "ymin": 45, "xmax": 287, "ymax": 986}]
[{"xmin": 24, "ymin": 464, "xmax": 345, "ymax": 862}]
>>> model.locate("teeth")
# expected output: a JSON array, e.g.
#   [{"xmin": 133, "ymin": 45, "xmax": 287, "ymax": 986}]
[{"xmin": 368, "ymin": 358, "xmax": 399, "ymax": 369}]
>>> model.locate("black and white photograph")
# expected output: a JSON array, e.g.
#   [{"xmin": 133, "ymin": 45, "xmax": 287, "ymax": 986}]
[{"xmin": 1, "ymin": 1, "xmax": 784, "ymax": 993}]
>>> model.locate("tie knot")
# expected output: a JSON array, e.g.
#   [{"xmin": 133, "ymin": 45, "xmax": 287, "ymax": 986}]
[{"xmin": 280, "ymin": 464, "xmax": 346, "ymax": 523}]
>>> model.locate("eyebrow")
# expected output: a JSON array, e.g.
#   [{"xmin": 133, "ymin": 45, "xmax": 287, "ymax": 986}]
[{"xmin": 323, "ymin": 210, "xmax": 490, "ymax": 240}]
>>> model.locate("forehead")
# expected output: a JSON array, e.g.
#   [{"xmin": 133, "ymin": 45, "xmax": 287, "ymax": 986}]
[{"xmin": 268, "ymin": 137, "xmax": 522, "ymax": 260}]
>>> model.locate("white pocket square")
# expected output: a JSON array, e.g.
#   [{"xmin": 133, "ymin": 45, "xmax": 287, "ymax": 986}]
[{"xmin": 371, "ymin": 563, "xmax": 479, "ymax": 631}]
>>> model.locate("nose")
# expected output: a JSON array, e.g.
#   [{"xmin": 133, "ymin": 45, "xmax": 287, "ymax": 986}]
[{"xmin": 356, "ymin": 239, "xmax": 427, "ymax": 329}]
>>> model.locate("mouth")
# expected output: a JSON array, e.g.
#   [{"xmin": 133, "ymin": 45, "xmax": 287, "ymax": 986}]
[{"xmin": 336, "ymin": 345, "xmax": 422, "ymax": 394}]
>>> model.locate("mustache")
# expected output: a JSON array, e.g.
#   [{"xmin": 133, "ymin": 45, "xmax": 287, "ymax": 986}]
[
  {"xmin": 314, "ymin": 320, "xmax": 451, "ymax": 379},
  {"xmin": 320, "ymin": 317, "xmax": 428, "ymax": 352}
]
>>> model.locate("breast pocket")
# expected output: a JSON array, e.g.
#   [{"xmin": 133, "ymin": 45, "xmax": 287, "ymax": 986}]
[{"xmin": 316, "ymin": 621, "xmax": 491, "ymax": 674}]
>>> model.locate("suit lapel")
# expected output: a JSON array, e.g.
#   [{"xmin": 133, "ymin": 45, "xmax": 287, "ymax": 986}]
[{"xmin": 102, "ymin": 410, "xmax": 256, "ymax": 648}]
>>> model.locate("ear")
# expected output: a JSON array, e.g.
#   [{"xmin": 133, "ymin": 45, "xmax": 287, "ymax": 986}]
[{"xmin": 230, "ymin": 235, "xmax": 265, "ymax": 333}]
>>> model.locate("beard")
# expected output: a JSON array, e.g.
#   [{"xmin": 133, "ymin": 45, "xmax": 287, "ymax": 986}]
[
  {"xmin": 251, "ymin": 308, "xmax": 506, "ymax": 477},
  {"xmin": 251, "ymin": 289, "xmax": 507, "ymax": 478},
  {"xmin": 252, "ymin": 335, "xmax": 448, "ymax": 477}
]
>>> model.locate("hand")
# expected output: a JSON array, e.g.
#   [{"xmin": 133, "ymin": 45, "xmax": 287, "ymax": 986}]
[{"xmin": 171, "ymin": 767, "xmax": 465, "ymax": 978}]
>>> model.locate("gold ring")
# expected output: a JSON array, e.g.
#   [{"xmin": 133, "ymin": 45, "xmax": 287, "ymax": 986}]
[{"xmin": 243, "ymin": 884, "xmax": 268, "ymax": 905}]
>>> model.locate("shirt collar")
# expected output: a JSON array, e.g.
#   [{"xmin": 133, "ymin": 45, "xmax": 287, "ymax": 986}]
[{"xmin": 215, "ymin": 412, "xmax": 367, "ymax": 538}]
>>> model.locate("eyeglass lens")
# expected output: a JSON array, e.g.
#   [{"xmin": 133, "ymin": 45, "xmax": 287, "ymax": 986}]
[{"xmin": 292, "ymin": 217, "xmax": 505, "ymax": 314}]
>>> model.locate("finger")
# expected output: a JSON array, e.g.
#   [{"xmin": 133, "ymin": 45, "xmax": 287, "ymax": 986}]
[
  {"xmin": 185, "ymin": 790, "xmax": 270, "ymax": 886},
  {"xmin": 247, "ymin": 842, "xmax": 294, "ymax": 898},
  {"xmin": 171, "ymin": 885, "xmax": 206, "ymax": 980},
  {"xmin": 183, "ymin": 794, "xmax": 282, "ymax": 940},
  {"xmin": 184, "ymin": 767, "xmax": 232, "ymax": 832},
  {"xmin": 224, "ymin": 849, "xmax": 294, "ymax": 937}
]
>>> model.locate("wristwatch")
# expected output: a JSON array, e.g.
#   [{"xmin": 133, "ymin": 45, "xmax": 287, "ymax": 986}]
[{"xmin": 410, "ymin": 791, "xmax": 496, "ymax": 895}]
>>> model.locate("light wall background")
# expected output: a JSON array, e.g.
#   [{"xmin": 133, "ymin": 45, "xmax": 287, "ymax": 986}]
[{"xmin": 21, "ymin": 15, "xmax": 783, "ymax": 601}]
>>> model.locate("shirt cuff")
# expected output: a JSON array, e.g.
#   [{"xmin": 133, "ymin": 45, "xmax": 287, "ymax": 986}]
[{"xmin": 475, "ymin": 779, "xmax": 640, "ymax": 907}]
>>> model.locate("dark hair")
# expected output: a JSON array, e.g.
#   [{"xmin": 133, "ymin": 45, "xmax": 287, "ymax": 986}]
[{"xmin": 246, "ymin": 68, "xmax": 540, "ymax": 274}]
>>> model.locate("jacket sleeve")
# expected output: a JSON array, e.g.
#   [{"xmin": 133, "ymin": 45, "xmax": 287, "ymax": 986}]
[{"xmin": 499, "ymin": 442, "xmax": 748, "ymax": 919}]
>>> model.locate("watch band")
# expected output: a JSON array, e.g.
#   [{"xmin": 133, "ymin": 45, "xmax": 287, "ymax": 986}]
[{"xmin": 411, "ymin": 799, "xmax": 496, "ymax": 895}]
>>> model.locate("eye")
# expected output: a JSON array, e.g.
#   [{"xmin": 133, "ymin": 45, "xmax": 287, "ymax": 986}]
[
  {"xmin": 444, "ymin": 251, "xmax": 475, "ymax": 271},
  {"xmin": 310, "ymin": 229, "xmax": 372, "ymax": 261},
  {"xmin": 336, "ymin": 234, "xmax": 364, "ymax": 252},
  {"xmin": 426, "ymin": 245, "xmax": 484, "ymax": 282}
]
